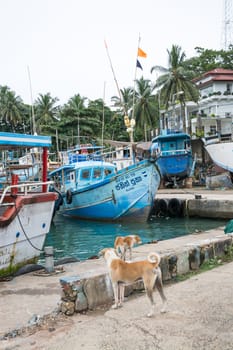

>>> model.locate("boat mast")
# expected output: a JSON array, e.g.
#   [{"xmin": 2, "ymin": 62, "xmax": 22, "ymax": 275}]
[
  {"xmin": 126, "ymin": 34, "xmax": 142, "ymax": 143},
  {"xmin": 27, "ymin": 66, "xmax": 37, "ymax": 135},
  {"xmin": 105, "ymin": 39, "xmax": 136, "ymax": 143},
  {"xmin": 101, "ymin": 81, "xmax": 106, "ymax": 149},
  {"xmin": 104, "ymin": 39, "xmax": 125, "ymax": 111}
]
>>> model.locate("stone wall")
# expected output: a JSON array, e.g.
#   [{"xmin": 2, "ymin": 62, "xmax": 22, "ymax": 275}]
[{"xmin": 59, "ymin": 235, "xmax": 233, "ymax": 316}]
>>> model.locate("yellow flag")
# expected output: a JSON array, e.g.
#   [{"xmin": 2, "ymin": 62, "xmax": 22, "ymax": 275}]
[{"xmin": 138, "ymin": 47, "xmax": 147, "ymax": 58}]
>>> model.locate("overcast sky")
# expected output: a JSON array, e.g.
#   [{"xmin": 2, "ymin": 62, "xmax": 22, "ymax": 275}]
[{"xmin": 0, "ymin": 0, "xmax": 224, "ymax": 107}]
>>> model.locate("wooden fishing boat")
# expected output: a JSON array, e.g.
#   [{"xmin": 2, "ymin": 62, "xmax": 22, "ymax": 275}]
[
  {"xmin": 150, "ymin": 131, "xmax": 193, "ymax": 186},
  {"xmin": 49, "ymin": 155, "xmax": 160, "ymax": 222},
  {"xmin": 0, "ymin": 132, "xmax": 57, "ymax": 277}
]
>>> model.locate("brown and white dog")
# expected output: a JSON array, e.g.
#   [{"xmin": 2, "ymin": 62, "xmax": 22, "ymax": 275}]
[
  {"xmin": 114, "ymin": 235, "xmax": 142, "ymax": 261},
  {"xmin": 99, "ymin": 247, "xmax": 167, "ymax": 317}
]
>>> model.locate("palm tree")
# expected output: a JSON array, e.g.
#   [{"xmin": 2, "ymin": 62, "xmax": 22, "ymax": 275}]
[
  {"xmin": 133, "ymin": 77, "xmax": 158, "ymax": 141},
  {"xmin": 111, "ymin": 87, "xmax": 134, "ymax": 116},
  {"xmin": 0, "ymin": 86, "xmax": 24, "ymax": 132},
  {"xmin": 65, "ymin": 94, "xmax": 86, "ymax": 144},
  {"xmin": 151, "ymin": 44, "xmax": 199, "ymax": 133},
  {"xmin": 34, "ymin": 93, "xmax": 60, "ymax": 134},
  {"xmin": 111, "ymin": 87, "xmax": 135, "ymax": 141}
]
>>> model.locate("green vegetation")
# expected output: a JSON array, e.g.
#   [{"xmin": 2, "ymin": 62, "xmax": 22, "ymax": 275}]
[
  {"xmin": 174, "ymin": 244, "xmax": 233, "ymax": 283},
  {"xmin": 1, "ymin": 45, "xmax": 233, "ymax": 151}
]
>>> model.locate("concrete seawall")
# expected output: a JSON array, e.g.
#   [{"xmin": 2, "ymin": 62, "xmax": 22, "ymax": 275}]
[
  {"xmin": 154, "ymin": 188, "xmax": 233, "ymax": 218},
  {"xmin": 59, "ymin": 227, "xmax": 233, "ymax": 316}
]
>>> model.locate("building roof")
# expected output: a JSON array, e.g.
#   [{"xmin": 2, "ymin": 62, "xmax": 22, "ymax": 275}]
[{"xmin": 193, "ymin": 68, "xmax": 233, "ymax": 88}]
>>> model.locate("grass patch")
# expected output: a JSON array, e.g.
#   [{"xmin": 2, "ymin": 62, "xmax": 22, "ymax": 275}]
[{"xmin": 173, "ymin": 244, "xmax": 233, "ymax": 283}]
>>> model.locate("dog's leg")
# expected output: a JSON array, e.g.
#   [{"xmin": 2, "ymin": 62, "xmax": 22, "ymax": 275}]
[
  {"xmin": 144, "ymin": 276, "xmax": 156, "ymax": 317},
  {"xmin": 111, "ymin": 281, "xmax": 119, "ymax": 309},
  {"xmin": 119, "ymin": 283, "xmax": 125, "ymax": 306},
  {"xmin": 154, "ymin": 272, "xmax": 167, "ymax": 313},
  {"xmin": 122, "ymin": 247, "xmax": 127, "ymax": 261},
  {"xmin": 119, "ymin": 246, "xmax": 124, "ymax": 260},
  {"xmin": 145, "ymin": 287, "xmax": 155, "ymax": 318},
  {"xmin": 129, "ymin": 247, "xmax": 132, "ymax": 260}
]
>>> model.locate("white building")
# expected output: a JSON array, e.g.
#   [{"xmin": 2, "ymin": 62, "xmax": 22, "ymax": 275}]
[
  {"xmin": 161, "ymin": 68, "xmax": 233, "ymax": 141},
  {"xmin": 190, "ymin": 68, "xmax": 233, "ymax": 141}
]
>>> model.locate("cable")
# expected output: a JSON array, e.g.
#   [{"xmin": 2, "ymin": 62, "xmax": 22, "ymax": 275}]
[{"xmin": 12, "ymin": 195, "xmax": 43, "ymax": 252}]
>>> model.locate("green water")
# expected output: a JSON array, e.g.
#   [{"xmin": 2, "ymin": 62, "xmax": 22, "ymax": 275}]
[{"xmin": 40, "ymin": 214, "xmax": 228, "ymax": 262}]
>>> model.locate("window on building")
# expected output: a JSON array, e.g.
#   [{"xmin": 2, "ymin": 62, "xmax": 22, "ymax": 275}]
[
  {"xmin": 226, "ymin": 83, "xmax": 232, "ymax": 93},
  {"xmin": 210, "ymin": 125, "xmax": 217, "ymax": 135}
]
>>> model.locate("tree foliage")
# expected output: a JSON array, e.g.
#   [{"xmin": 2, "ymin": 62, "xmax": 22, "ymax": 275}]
[{"xmin": 1, "ymin": 45, "xmax": 233, "ymax": 146}]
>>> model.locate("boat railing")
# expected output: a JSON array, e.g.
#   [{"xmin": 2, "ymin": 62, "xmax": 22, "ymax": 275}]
[
  {"xmin": 0, "ymin": 181, "xmax": 54, "ymax": 205},
  {"xmin": 161, "ymin": 149, "xmax": 190, "ymax": 156},
  {"xmin": 62, "ymin": 145, "xmax": 133, "ymax": 165}
]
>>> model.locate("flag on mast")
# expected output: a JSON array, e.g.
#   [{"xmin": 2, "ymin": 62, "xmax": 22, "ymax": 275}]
[
  {"xmin": 138, "ymin": 47, "xmax": 147, "ymax": 58},
  {"xmin": 136, "ymin": 59, "xmax": 143, "ymax": 70}
]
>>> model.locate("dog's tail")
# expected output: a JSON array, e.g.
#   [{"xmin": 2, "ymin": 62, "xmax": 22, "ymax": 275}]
[{"xmin": 147, "ymin": 252, "xmax": 161, "ymax": 267}]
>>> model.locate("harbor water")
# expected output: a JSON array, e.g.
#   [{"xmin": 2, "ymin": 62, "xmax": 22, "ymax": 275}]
[{"xmin": 40, "ymin": 214, "xmax": 228, "ymax": 263}]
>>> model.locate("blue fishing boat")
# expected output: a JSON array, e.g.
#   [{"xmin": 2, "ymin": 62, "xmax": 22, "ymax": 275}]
[
  {"xmin": 49, "ymin": 155, "xmax": 161, "ymax": 222},
  {"xmin": 150, "ymin": 131, "xmax": 193, "ymax": 186}
]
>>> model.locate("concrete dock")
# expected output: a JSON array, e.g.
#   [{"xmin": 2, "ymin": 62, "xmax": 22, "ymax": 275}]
[
  {"xmin": 0, "ymin": 188, "xmax": 233, "ymax": 346},
  {"xmin": 155, "ymin": 187, "xmax": 233, "ymax": 218},
  {"xmin": 0, "ymin": 223, "xmax": 232, "ymax": 337}
]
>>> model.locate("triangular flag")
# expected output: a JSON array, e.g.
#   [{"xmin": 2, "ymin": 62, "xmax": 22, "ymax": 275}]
[
  {"xmin": 136, "ymin": 59, "xmax": 143, "ymax": 70},
  {"xmin": 138, "ymin": 47, "xmax": 147, "ymax": 58}
]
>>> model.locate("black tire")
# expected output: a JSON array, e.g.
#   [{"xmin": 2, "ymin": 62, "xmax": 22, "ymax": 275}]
[
  {"xmin": 157, "ymin": 198, "xmax": 169, "ymax": 216},
  {"xmin": 168, "ymin": 198, "xmax": 183, "ymax": 217}
]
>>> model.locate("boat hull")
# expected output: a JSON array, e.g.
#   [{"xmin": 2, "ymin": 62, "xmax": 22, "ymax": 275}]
[
  {"xmin": 0, "ymin": 191, "xmax": 57, "ymax": 276},
  {"xmin": 151, "ymin": 132, "xmax": 193, "ymax": 185},
  {"xmin": 156, "ymin": 154, "xmax": 193, "ymax": 181},
  {"xmin": 58, "ymin": 160, "xmax": 160, "ymax": 222},
  {"xmin": 205, "ymin": 141, "xmax": 233, "ymax": 173}
]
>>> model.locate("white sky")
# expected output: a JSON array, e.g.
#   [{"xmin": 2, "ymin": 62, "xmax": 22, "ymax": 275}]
[{"xmin": 0, "ymin": 0, "xmax": 224, "ymax": 107}]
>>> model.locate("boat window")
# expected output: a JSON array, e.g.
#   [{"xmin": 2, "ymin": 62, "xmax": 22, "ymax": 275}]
[
  {"xmin": 123, "ymin": 149, "xmax": 130, "ymax": 158},
  {"xmin": 70, "ymin": 171, "xmax": 75, "ymax": 181},
  {"xmin": 80, "ymin": 169, "xmax": 91, "ymax": 180},
  {"xmin": 177, "ymin": 140, "xmax": 183, "ymax": 149},
  {"xmin": 104, "ymin": 168, "xmax": 113, "ymax": 177},
  {"xmin": 93, "ymin": 168, "xmax": 102, "ymax": 179},
  {"xmin": 66, "ymin": 171, "xmax": 75, "ymax": 183}
]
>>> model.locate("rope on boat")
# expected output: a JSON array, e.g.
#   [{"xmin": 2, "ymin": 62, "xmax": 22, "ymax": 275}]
[{"xmin": 12, "ymin": 195, "xmax": 44, "ymax": 252}]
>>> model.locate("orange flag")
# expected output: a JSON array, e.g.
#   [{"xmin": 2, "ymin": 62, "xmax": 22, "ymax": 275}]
[{"xmin": 138, "ymin": 47, "xmax": 147, "ymax": 58}]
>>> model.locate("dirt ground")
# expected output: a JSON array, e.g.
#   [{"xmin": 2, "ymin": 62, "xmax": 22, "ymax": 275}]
[{"xmin": 1, "ymin": 261, "xmax": 233, "ymax": 350}]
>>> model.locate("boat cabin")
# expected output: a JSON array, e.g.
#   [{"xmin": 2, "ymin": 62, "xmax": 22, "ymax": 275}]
[
  {"xmin": 49, "ymin": 161, "xmax": 116, "ymax": 192},
  {"xmin": 151, "ymin": 132, "xmax": 192, "ymax": 158}
]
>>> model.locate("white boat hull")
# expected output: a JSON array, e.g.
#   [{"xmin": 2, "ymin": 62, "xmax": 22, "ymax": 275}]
[
  {"xmin": 205, "ymin": 141, "xmax": 233, "ymax": 173},
  {"xmin": 0, "ymin": 192, "xmax": 56, "ymax": 275}
]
